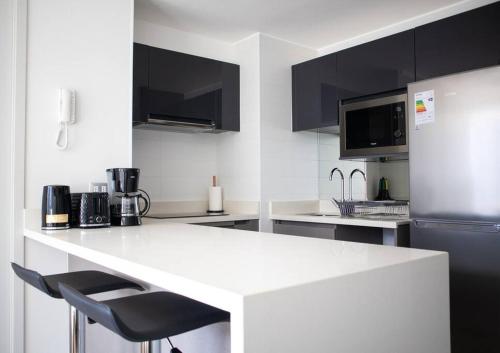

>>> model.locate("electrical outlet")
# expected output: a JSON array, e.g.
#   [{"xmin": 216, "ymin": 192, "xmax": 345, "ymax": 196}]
[{"xmin": 89, "ymin": 182, "xmax": 107, "ymax": 193}]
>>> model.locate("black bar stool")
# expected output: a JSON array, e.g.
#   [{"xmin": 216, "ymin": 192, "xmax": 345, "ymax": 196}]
[
  {"xmin": 11, "ymin": 263, "xmax": 144, "ymax": 353},
  {"xmin": 59, "ymin": 283, "xmax": 230, "ymax": 353}
]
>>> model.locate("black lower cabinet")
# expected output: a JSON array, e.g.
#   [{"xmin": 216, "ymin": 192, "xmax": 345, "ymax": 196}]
[
  {"xmin": 415, "ymin": 1, "xmax": 500, "ymax": 80},
  {"xmin": 198, "ymin": 220, "xmax": 259, "ymax": 231},
  {"xmin": 411, "ymin": 222, "xmax": 500, "ymax": 353},
  {"xmin": 273, "ymin": 220, "xmax": 336, "ymax": 239},
  {"xmin": 272, "ymin": 220, "xmax": 384, "ymax": 244}
]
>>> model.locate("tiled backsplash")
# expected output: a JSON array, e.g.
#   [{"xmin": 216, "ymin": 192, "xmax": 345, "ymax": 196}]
[
  {"xmin": 133, "ymin": 129, "xmax": 218, "ymax": 201},
  {"xmin": 318, "ymin": 133, "xmax": 410, "ymax": 201},
  {"xmin": 133, "ymin": 129, "xmax": 409, "ymax": 203}
]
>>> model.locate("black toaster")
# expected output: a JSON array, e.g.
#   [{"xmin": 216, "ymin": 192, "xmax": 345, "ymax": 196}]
[{"xmin": 70, "ymin": 192, "xmax": 111, "ymax": 228}]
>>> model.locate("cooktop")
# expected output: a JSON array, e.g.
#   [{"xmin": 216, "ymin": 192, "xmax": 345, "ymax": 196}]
[{"xmin": 145, "ymin": 212, "xmax": 228, "ymax": 219}]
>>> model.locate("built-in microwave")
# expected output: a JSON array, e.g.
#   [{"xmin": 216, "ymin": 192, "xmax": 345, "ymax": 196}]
[{"xmin": 340, "ymin": 93, "xmax": 408, "ymax": 159}]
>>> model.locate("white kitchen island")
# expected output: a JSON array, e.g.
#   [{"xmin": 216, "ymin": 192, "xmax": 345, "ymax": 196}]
[{"xmin": 23, "ymin": 210, "xmax": 450, "ymax": 353}]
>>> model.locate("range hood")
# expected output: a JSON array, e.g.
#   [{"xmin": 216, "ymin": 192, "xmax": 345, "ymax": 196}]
[
  {"xmin": 133, "ymin": 86, "xmax": 220, "ymax": 133},
  {"xmin": 133, "ymin": 114, "xmax": 216, "ymax": 134}
]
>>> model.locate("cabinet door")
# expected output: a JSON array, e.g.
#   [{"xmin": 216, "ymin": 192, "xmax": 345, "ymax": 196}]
[
  {"xmin": 337, "ymin": 30, "xmax": 415, "ymax": 100},
  {"xmin": 234, "ymin": 220, "xmax": 259, "ymax": 231},
  {"xmin": 292, "ymin": 54, "xmax": 338, "ymax": 131},
  {"xmin": 133, "ymin": 43, "xmax": 149, "ymax": 123},
  {"xmin": 220, "ymin": 63, "xmax": 240, "ymax": 131},
  {"xmin": 147, "ymin": 47, "xmax": 240, "ymax": 131},
  {"xmin": 415, "ymin": 2, "xmax": 500, "ymax": 81}
]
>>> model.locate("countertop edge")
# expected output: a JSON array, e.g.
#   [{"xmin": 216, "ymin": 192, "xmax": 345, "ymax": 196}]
[
  {"xmin": 23, "ymin": 226, "xmax": 244, "ymax": 311},
  {"xmin": 269, "ymin": 213, "xmax": 410, "ymax": 228}
]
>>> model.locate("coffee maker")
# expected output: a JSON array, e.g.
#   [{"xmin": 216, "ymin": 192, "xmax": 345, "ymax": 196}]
[{"xmin": 106, "ymin": 168, "xmax": 150, "ymax": 226}]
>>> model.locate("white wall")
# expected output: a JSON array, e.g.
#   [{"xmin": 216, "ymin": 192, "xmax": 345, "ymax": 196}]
[
  {"xmin": 0, "ymin": 1, "xmax": 14, "ymax": 352},
  {"xmin": 217, "ymin": 34, "xmax": 261, "ymax": 202},
  {"xmin": 25, "ymin": 0, "xmax": 134, "ymax": 208},
  {"xmin": 259, "ymin": 35, "xmax": 317, "ymax": 231},
  {"xmin": 134, "ymin": 19, "xmax": 236, "ymax": 62},
  {"xmin": 23, "ymin": 1, "xmax": 135, "ymax": 353}
]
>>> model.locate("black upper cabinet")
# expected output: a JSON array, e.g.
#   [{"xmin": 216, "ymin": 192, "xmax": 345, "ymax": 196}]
[
  {"xmin": 292, "ymin": 31, "xmax": 415, "ymax": 132},
  {"xmin": 291, "ymin": 3, "xmax": 500, "ymax": 133},
  {"xmin": 292, "ymin": 54, "xmax": 338, "ymax": 131},
  {"xmin": 415, "ymin": 2, "xmax": 500, "ymax": 81},
  {"xmin": 133, "ymin": 43, "xmax": 240, "ymax": 132},
  {"xmin": 337, "ymin": 30, "xmax": 415, "ymax": 100},
  {"xmin": 133, "ymin": 43, "xmax": 149, "ymax": 123}
]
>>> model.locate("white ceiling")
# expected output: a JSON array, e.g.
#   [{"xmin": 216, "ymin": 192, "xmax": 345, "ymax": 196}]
[{"xmin": 135, "ymin": 0, "xmax": 466, "ymax": 49}]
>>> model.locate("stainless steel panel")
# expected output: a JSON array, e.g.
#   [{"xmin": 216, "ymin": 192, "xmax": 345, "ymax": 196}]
[
  {"xmin": 340, "ymin": 93, "xmax": 409, "ymax": 159},
  {"xmin": 410, "ymin": 221, "xmax": 500, "ymax": 352},
  {"xmin": 409, "ymin": 66, "xmax": 500, "ymax": 222}
]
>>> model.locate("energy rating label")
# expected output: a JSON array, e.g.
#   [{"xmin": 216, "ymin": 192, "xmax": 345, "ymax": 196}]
[{"xmin": 414, "ymin": 90, "xmax": 435, "ymax": 126}]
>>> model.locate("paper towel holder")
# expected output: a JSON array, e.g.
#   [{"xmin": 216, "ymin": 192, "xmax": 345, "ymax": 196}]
[{"xmin": 207, "ymin": 176, "xmax": 224, "ymax": 214}]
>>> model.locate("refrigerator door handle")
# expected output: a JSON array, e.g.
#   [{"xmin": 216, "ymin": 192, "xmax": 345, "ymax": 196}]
[{"xmin": 413, "ymin": 219, "xmax": 500, "ymax": 233}]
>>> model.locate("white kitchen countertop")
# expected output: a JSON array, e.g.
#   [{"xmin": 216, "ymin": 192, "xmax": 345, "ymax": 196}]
[
  {"xmin": 24, "ymin": 209, "xmax": 449, "ymax": 353},
  {"xmin": 26, "ymin": 209, "xmax": 432, "ymax": 299}
]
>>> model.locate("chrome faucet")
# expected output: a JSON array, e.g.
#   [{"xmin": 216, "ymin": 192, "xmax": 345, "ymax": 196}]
[
  {"xmin": 329, "ymin": 168, "xmax": 345, "ymax": 201},
  {"xmin": 349, "ymin": 168, "xmax": 367, "ymax": 200}
]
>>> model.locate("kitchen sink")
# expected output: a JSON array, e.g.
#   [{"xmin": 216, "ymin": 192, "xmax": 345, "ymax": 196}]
[
  {"xmin": 302, "ymin": 213, "xmax": 341, "ymax": 217},
  {"xmin": 347, "ymin": 213, "xmax": 408, "ymax": 220}
]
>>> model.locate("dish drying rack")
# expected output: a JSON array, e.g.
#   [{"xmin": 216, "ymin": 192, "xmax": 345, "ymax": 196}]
[{"xmin": 331, "ymin": 199, "xmax": 409, "ymax": 217}]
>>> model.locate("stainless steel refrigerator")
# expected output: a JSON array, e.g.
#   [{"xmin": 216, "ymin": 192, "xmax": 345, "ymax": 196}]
[{"xmin": 409, "ymin": 65, "xmax": 500, "ymax": 353}]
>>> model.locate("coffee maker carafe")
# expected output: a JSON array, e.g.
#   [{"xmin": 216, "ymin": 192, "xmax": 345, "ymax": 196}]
[{"xmin": 106, "ymin": 168, "xmax": 150, "ymax": 226}]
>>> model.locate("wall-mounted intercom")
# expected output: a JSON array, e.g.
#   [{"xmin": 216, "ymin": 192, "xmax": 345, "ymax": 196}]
[{"xmin": 55, "ymin": 88, "xmax": 76, "ymax": 150}]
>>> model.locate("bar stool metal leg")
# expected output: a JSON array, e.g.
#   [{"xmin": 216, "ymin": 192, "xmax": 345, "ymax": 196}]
[
  {"xmin": 69, "ymin": 305, "xmax": 82, "ymax": 353},
  {"xmin": 140, "ymin": 340, "xmax": 162, "ymax": 353},
  {"xmin": 78, "ymin": 310, "xmax": 86, "ymax": 353},
  {"xmin": 140, "ymin": 341, "xmax": 152, "ymax": 353}
]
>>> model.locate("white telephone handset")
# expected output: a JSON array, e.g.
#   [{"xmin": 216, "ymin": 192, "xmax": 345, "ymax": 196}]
[{"xmin": 56, "ymin": 88, "xmax": 76, "ymax": 150}]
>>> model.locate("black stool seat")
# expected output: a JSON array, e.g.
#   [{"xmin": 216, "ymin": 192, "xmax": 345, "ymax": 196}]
[
  {"xmin": 11, "ymin": 263, "xmax": 144, "ymax": 298},
  {"xmin": 59, "ymin": 284, "xmax": 230, "ymax": 342}
]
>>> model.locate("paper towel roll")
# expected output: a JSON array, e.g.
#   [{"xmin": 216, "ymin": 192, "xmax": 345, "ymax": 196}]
[{"xmin": 208, "ymin": 186, "xmax": 223, "ymax": 212}]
